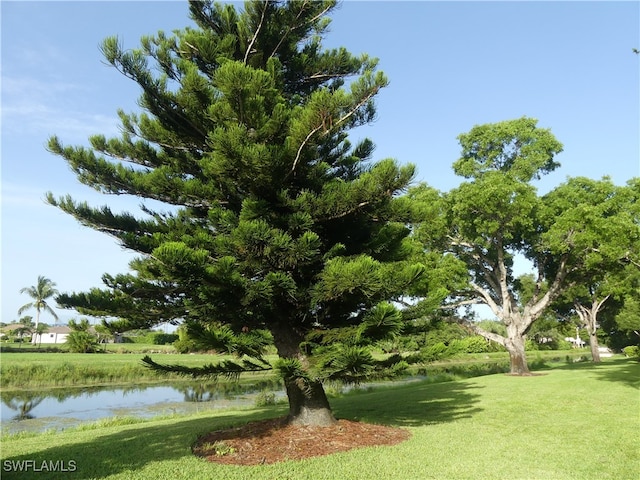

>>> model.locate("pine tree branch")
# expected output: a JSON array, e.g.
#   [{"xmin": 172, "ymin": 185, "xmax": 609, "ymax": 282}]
[
  {"xmin": 288, "ymin": 124, "xmax": 325, "ymax": 178},
  {"xmin": 244, "ymin": 0, "xmax": 268, "ymax": 64},
  {"xmin": 102, "ymin": 41, "xmax": 208, "ymax": 144},
  {"xmin": 321, "ymin": 201, "xmax": 371, "ymax": 221},
  {"xmin": 141, "ymin": 355, "xmax": 272, "ymax": 380},
  {"xmin": 287, "ymin": 86, "xmax": 380, "ymax": 180},
  {"xmin": 333, "ymin": 85, "xmax": 380, "ymax": 130},
  {"xmin": 269, "ymin": 1, "xmax": 333, "ymax": 59}
]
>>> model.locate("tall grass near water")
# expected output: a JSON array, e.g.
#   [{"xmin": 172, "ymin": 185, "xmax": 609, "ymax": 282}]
[
  {"xmin": 1, "ymin": 361, "xmax": 159, "ymax": 389},
  {"xmin": 0, "ymin": 352, "xmax": 247, "ymax": 389},
  {"xmin": 1, "ymin": 350, "xmax": 591, "ymax": 389}
]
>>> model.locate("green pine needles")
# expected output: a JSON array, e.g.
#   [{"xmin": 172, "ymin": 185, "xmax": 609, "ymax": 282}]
[{"xmin": 47, "ymin": 0, "xmax": 424, "ymax": 425}]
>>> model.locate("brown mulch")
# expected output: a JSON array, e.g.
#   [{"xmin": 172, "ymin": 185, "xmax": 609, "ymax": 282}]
[{"xmin": 193, "ymin": 417, "xmax": 411, "ymax": 465}]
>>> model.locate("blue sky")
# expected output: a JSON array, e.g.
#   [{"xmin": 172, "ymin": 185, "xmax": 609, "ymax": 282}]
[{"xmin": 2, "ymin": 1, "xmax": 639, "ymax": 326}]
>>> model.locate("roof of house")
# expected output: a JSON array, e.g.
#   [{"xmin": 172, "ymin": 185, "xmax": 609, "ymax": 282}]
[
  {"xmin": 39, "ymin": 326, "xmax": 72, "ymax": 334},
  {"xmin": 0, "ymin": 323, "xmax": 30, "ymax": 332}
]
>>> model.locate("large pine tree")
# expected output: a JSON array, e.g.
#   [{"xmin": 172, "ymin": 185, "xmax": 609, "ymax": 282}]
[{"xmin": 47, "ymin": 0, "xmax": 424, "ymax": 425}]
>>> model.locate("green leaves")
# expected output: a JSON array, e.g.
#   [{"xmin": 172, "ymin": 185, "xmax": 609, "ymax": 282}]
[
  {"xmin": 539, "ymin": 177, "xmax": 637, "ymax": 268},
  {"xmin": 454, "ymin": 116, "xmax": 563, "ymax": 182},
  {"xmin": 152, "ymin": 242, "xmax": 209, "ymax": 275},
  {"xmin": 273, "ymin": 357, "xmax": 308, "ymax": 382},
  {"xmin": 232, "ymin": 219, "xmax": 321, "ymax": 269},
  {"xmin": 141, "ymin": 355, "xmax": 271, "ymax": 381},
  {"xmin": 312, "ymin": 345, "xmax": 376, "ymax": 383},
  {"xmin": 182, "ymin": 322, "xmax": 272, "ymax": 359},
  {"xmin": 315, "ymin": 255, "xmax": 384, "ymax": 301},
  {"xmin": 309, "ymin": 345, "xmax": 408, "ymax": 384},
  {"xmin": 448, "ymin": 172, "xmax": 538, "ymax": 248},
  {"xmin": 359, "ymin": 302, "xmax": 404, "ymax": 343}
]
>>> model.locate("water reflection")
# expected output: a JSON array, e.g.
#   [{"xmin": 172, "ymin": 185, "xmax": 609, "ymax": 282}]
[
  {"xmin": 174, "ymin": 378, "xmax": 281, "ymax": 403},
  {"xmin": 1, "ymin": 392, "xmax": 45, "ymax": 420},
  {"xmin": 0, "ymin": 377, "xmax": 282, "ymax": 431}
]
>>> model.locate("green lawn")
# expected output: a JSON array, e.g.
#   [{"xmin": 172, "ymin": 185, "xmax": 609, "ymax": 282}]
[
  {"xmin": 0, "ymin": 343, "xmax": 176, "ymax": 354},
  {"xmin": 1, "ymin": 358, "xmax": 637, "ymax": 480}
]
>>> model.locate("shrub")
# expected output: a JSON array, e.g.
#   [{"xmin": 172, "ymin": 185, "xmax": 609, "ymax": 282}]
[
  {"xmin": 151, "ymin": 333, "xmax": 179, "ymax": 345},
  {"xmin": 556, "ymin": 339, "xmax": 573, "ymax": 350},
  {"xmin": 123, "ymin": 331, "xmax": 165, "ymax": 344},
  {"xmin": 173, "ymin": 338, "xmax": 199, "ymax": 353},
  {"xmin": 66, "ymin": 331, "xmax": 99, "ymax": 353},
  {"xmin": 449, "ymin": 336, "xmax": 492, "ymax": 354},
  {"xmin": 254, "ymin": 390, "xmax": 277, "ymax": 407},
  {"xmin": 622, "ymin": 346, "xmax": 640, "ymax": 359},
  {"xmin": 420, "ymin": 342, "xmax": 450, "ymax": 362},
  {"xmin": 525, "ymin": 339, "xmax": 539, "ymax": 351}
]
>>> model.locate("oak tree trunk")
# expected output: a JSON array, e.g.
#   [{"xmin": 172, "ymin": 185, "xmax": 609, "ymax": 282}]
[
  {"xmin": 588, "ymin": 329, "xmax": 601, "ymax": 363},
  {"xmin": 505, "ymin": 326, "xmax": 531, "ymax": 375},
  {"xmin": 271, "ymin": 323, "xmax": 337, "ymax": 426},
  {"xmin": 576, "ymin": 300, "xmax": 607, "ymax": 364}
]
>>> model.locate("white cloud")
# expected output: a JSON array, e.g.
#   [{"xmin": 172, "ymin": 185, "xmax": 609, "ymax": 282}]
[
  {"xmin": 10, "ymin": 44, "xmax": 68, "ymax": 69},
  {"xmin": 2, "ymin": 75, "xmax": 121, "ymax": 140},
  {"xmin": 0, "ymin": 183, "xmax": 51, "ymax": 210}
]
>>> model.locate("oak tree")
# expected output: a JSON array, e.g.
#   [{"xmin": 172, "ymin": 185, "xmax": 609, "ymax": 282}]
[
  {"xmin": 411, "ymin": 117, "xmax": 638, "ymax": 374},
  {"xmin": 544, "ymin": 178, "xmax": 640, "ymax": 361}
]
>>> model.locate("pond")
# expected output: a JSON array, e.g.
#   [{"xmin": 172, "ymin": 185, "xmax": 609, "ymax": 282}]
[
  {"xmin": 0, "ymin": 377, "xmax": 284, "ymax": 435},
  {"xmin": 0, "ymin": 376, "xmax": 427, "ymax": 435}
]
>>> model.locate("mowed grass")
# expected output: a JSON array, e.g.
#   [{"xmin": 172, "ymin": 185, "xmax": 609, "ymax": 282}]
[{"xmin": 1, "ymin": 358, "xmax": 637, "ymax": 480}]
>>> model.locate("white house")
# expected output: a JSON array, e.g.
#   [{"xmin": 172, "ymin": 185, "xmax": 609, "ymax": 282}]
[
  {"xmin": 564, "ymin": 336, "xmax": 587, "ymax": 347},
  {"xmin": 32, "ymin": 326, "xmax": 72, "ymax": 344}
]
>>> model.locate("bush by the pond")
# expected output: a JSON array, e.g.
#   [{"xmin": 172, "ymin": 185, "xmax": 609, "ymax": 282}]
[
  {"xmin": 254, "ymin": 390, "xmax": 277, "ymax": 407},
  {"xmin": 151, "ymin": 333, "xmax": 179, "ymax": 345},
  {"xmin": 622, "ymin": 345, "xmax": 640, "ymax": 359},
  {"xmin": 418, "ymin": 336, "xmax": 504, "ymax": 362},
  {"xmin": 66, "ymin": 331, "xmax": 100, "ymax": 353},
  {"xmin": 125, "ymin": 332, "xmax": 178, "ymax": 345}
]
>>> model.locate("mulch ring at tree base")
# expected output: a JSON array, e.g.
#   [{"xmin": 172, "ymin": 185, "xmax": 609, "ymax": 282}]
[{"xmin": 192, "ymin": 416, "xmax": 411, "ymax": 465}]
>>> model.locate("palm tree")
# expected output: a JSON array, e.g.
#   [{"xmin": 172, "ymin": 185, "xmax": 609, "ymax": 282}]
[
  {"xmin": 12, "ymin": 316, "xmax": 35, "ymax": 348},
  {"xmin": 66, "ymin": 318, "xmax": 99, "ymax": 353},
  {"xmin": 18, "ymin": 276, "xmax": 59, "ymax": 329},
  {"xmin": 14, "ymin": 325, "xmax": 32, "ymax": 348},
  {"xmin": 34, "ymin": 323, "xmax": 50, "ymax": 349}
]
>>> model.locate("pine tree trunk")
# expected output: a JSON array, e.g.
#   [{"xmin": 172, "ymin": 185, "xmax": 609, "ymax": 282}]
[
  {"xmin": 271, "ymin": 324, "xmax": 337, "ymax": 426},
  {"xmin": 283, "ymin": 376, "xmax": 336, "ymax": 426},
  {"xmin": 505, "ymin": 326, "xmax": 531, "ymax": 375}
]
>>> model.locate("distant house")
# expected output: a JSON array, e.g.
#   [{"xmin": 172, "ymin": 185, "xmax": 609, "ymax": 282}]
[
  {"xmin": 0, "ymin": 323, "xmax": 32, "ymax": 341},
  {"xmin": 564, "ymin": 336, "xmax": 586, "ymax": 348},
  {"xmin": 32, "ymin": 326, "xmax": 72, "ymax": 344}
]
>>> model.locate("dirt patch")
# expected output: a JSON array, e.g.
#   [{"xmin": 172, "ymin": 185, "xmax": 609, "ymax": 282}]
[{"xmin": 193, "ymin": 417, "xmax": 410, "ymax": 465}]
